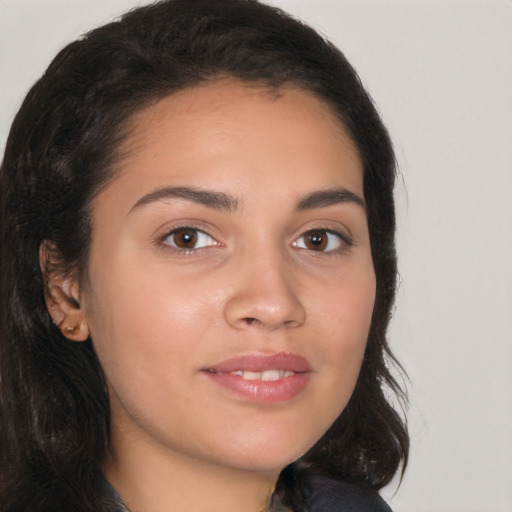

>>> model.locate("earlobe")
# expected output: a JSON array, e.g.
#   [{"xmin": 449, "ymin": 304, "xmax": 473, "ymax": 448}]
[
  {"xmin": 46, "ymin": 282, "xmax": 90, "ymax": 342},
  {"xmin": 39, "ymin": 242, "xmax": 90, "ymax": 342},
  {"xmin": 58, "ymin": 317, "xmax": 90, "ymax": 342}
]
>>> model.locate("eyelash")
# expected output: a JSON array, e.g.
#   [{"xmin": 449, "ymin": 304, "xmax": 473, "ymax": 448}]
[{"xmin": 157, "ymin": 225, "xmax": 352, "ymax": 255}]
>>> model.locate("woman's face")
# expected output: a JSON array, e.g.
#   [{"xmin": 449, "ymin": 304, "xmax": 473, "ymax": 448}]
[{"xmin": 80, "ymin": 80, "xmax": 375, "ymax": 474}]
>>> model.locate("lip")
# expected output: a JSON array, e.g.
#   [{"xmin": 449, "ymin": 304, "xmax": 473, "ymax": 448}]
[{"xmin": 202, "ymin": 353, "xmax": 311, "ymax": 404}]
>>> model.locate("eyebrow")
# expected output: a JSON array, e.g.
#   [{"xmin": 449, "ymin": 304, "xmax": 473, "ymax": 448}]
[
  {"xmin": 129, "ymin": 186, "xmax": 239, "ymax": 214},
  {"xmin": 129, "ymin": 185, "xmax": 365, "ymax": 215},
  {"xmin": 296, "ymin": 188, "xmax": 366, "ymax": 211}
]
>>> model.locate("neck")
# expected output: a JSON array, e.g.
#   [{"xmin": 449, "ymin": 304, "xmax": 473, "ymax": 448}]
[{"xmin": 103, "ymin": 435, "xmax": 279, "ymax": 512}]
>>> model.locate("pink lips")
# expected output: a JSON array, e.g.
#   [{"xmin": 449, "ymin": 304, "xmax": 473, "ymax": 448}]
[{"xmin": 202, "ymin": 353, "xmax": 311, "ymax": 404}]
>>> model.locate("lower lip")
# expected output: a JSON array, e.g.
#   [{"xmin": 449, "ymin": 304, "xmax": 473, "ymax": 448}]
[{"xmin": 203, "ymin": 372, "xmax": 310, "ymax": 404}]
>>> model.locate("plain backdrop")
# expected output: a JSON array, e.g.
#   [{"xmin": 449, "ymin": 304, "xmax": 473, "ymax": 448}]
[{"xmin": 1, "ymin": 1, "xmax": 511, "ymax": 511}]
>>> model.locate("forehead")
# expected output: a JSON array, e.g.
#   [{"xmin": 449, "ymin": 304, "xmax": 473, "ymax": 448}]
[
  {"xmin": 125, "ymin": 78, "xmax": 349, "ymax": 137},
  {"xmin": 120, "ymin": 78, "xmax": 358, "ymax": 160},
  {"xmin": 101, "ymin": 79, "xmax": 363, "ymax": 210}
]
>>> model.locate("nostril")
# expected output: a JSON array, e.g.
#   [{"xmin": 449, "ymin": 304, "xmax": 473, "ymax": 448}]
[{"xmin": 243, "ymin": 317, "xmax": 258, "ymax": 326}]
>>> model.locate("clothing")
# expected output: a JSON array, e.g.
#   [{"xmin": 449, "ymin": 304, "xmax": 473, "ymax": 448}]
[
  {"xmin": 105, "ymin": 473, "xmax": 392, "ymax": 512},
  {"xmin": 305, "ymin": 474, "xmax": 392, "ymax": 512}
]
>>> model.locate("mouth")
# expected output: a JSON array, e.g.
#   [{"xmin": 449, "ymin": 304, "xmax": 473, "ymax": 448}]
[
  {"xmin": 201, "ymin": 353, "xmax": 311, "ymax": 403},
  {"xmin": 204, "ymin": 352, "xmax": 311, "ymax": 374},
  {"xmin": 214, "ymin": 369, "xmax": 297, "ymax": 381}
]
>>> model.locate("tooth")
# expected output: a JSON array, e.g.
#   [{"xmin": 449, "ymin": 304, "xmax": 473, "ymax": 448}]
[
  {"xmin": 233, "ymin": 370, "xmax": 295, "ymax": 380},
  {"xmin": 242, "ymin": 371, "xmax": 262, "ymax": 380},
  {"xmin": 261, "ymin": 370, "xmax": 281, "ymax": 381}
]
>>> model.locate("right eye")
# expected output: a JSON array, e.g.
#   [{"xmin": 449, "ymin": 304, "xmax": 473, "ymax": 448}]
[
  {"xmin": 164, "ymin": 227, "xmax": 218, "ymax": 252},
  {"xmin": 292, "ymin": 228, "xmax": 351, "ymax": 253}
]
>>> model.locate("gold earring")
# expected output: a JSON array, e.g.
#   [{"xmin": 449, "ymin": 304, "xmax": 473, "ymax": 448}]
[{"xmin": 62, "ymin": 324, "xmax": 78, "ymax": 335}]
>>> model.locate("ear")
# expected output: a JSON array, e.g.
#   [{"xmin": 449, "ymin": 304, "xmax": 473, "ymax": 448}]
[{"xmin": 39, "ymin": 241, "xmax": 90, "ymax": 342}]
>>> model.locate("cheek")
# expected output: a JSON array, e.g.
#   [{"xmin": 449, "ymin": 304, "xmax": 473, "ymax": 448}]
[
  {"xmin": 83, "ymin": 272, "xmax": 199, "ymax": 434},
  {"xmin": 312, "ymin": 263, "xmax": 376, "ymax": 390},
  {"xmin": 84, "ymin": 261, "xmax": 222, "ymax": 384},
  {"xmin": 287, "ymin": 268, "xmax": 375, "ymax": 448},
  {"xmin": 315, "ymin": 259, "xmax": 376, "ymax": 342}
]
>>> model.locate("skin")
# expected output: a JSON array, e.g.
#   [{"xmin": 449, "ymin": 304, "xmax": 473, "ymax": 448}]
[{"xmin": 46, "ymin": 79, "xmax": 376, "ymax": 512}]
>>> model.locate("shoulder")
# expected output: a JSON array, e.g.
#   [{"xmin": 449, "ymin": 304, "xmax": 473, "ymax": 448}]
[{"xmin": 304, "ymin": 474, "xmax": 393, "ymax": 512}]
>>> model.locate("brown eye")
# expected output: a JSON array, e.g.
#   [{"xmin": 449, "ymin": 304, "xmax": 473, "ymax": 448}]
[
  {"xmin": 165, "ymin": 228, "xmax": 216, "ymax": 251},
  {"xmin": 304, "ymin": 230, "xmax": 328, "ymax": 251},
  {"xmin": 293, "ymin": 229, "xmax": 348, "ymax": 252},
  {"xmin": 172, "ymin": 228, "xmax": 198, "ymax": 248}
]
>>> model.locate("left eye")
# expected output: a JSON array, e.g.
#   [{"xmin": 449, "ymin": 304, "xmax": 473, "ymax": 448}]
[
  {"xmin": 293, "ymin": 229, "xmax": 346, "ymax": 252},
  {"xmin": 165, "ymin": 227, "xmax": 217, "ymax": 250}
]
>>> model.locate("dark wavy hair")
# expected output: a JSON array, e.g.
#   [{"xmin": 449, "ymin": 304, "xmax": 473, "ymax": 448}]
[{"xmin": 0, "ymin": 0, "xmax": 408, "ymax": 510}]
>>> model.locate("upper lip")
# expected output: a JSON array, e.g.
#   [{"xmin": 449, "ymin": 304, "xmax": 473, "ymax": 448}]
[{"xmin": 203, "ymin": 352, "xmax": 311, "ymax": 374}]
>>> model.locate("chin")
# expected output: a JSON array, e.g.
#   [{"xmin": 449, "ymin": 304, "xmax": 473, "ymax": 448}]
[{"xmin": 209, "ymin": 428, "xmax": 319, "ymax": 474}]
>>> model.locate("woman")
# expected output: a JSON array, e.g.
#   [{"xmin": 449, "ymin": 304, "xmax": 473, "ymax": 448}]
[{"xmin": 0, "ymin": 1, "xmax": 408, "ymax": 511}]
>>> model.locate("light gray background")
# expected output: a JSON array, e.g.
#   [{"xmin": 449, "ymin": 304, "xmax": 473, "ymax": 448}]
[{"xmin": 1, "ymin": 1, "xmax": 510, "ymax": 511}]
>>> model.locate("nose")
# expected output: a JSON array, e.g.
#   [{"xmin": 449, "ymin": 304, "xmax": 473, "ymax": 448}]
[{"xmin": 224, "ymin": 252, "xmax": 306, "ymax": 331}]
